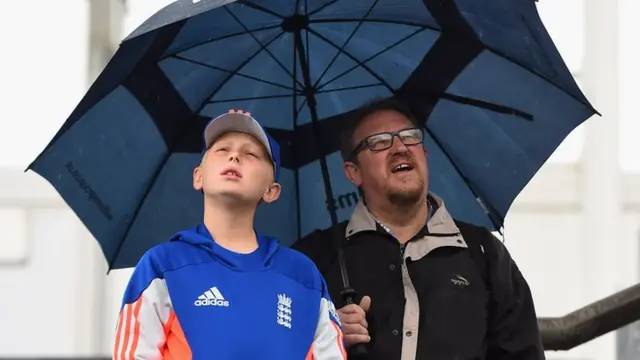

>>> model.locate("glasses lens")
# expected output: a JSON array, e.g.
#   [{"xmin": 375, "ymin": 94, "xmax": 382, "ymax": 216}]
[
  {"xmin": 399, "ymin": 128, "xmax": 423, "ymax": 145},
  {"xmin": 366, "ymin": 133, "xmax": 394, "ymax": 151}
]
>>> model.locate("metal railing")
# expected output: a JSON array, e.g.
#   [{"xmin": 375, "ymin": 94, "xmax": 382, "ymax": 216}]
[{"xmin": 540, "ymin": 282, "xmax": 640, "ymax": 350}]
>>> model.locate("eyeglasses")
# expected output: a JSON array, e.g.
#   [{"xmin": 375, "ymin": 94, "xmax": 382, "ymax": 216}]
[{"xmin": 350, "ymin": 128, "xmax": 424, "ymax": 158}]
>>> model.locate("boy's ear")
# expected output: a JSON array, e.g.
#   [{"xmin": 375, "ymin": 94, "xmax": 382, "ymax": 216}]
[
  {"xmin": 193, "ymin": 166, "xmax": 203, "ymax": 191},
  {"xmin": 262, "ymin": 182, "xmax": 281, "ymax": 204}
]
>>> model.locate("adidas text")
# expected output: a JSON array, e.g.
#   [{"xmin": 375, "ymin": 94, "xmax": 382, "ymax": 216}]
[{"xmin": 194, "ymin": 299, "xmax": 229, "ymax": 307}]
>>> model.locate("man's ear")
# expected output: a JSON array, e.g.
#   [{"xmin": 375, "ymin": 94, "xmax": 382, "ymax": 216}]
[
  {"xmin": 262, "ymin": 182, "xmax": 282, "ymax": 204},
  {"xmin": 193, "ymin": 166, "xmax": 203, "ymax": 191},
  {"xmin": 343, "ymin": 161, "xmax": 362, "ymax": 187}
]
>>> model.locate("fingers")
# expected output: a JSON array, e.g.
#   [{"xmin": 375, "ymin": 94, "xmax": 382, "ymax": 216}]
[
  {"xmin": 337, "ymin": 297, "xmax": 372, "ymax": 348},
  {"xmin": 339, "ymin": 312, "xmax": 368, "ymax": 328},
  {"xmin": 359, "ymin": 296, "xmax": 371, "ymax": 313},
  {"xmin": 342, "ymin": 321, "xmax": 369, "ymax": 336},
  {"xmin": 338, "ymin": 304, "xmax": 367, "ymax": 317},
  {"xmin": 338, "ymin": 295, "xmax": 371, "ymax": 316},
  {"xmin": 344, "ymin": 334, "xmax": 371, "ymax": 347}
]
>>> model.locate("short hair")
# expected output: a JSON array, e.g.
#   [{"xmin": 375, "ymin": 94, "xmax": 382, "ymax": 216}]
[{"xmin": 340, "ymin": 97, "xmax": 420, "ymax": 161}]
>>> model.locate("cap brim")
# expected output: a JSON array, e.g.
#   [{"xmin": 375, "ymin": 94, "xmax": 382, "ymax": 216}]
[{"xmin": 203, "ymin": 113, "xmax": 273, "ymax": 159}]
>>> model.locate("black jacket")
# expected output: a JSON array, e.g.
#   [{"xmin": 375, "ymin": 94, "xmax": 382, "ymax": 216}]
[{"xmin": 292, "ymin": 196, "xmax": 544, "ymax": 360}]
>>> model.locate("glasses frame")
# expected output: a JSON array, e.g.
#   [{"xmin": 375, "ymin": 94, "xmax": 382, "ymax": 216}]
[{"xmin": 349, "ymin": 127, "xmax": 424, "ymax": 159}]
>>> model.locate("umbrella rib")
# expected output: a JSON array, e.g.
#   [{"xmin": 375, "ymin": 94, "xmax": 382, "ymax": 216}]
[
  {"xmin": 296, "ymin": 98, "xmax": 308, "ymax": 114},
  {"xmin": 224, "ymin": 6, "xmax": 303, "ymax": 90},
  {"xmin": 207, "ymin": 93, "xmax": 298, "ymax": 103},
  {"xmin": 315, "ymin": 83, "xmax": 383, "ymax": 94},
  {"xmin": 160, "ymin": 25, "xmax": 281, "ymax": 60},
  {"xmin": 172, "ymin": 54, "xmax": 295, "ymax": 91},
  {"xmin": 194, "ymin": 32, "xmax": 285, "ymax": 114},
  {"xmin": 291, "ymin": 9, "xmax": 302, "ymax": 240},
  {"xmin": 315, "ymin": 27, "xmax": 426, "ymax": 92},
  {"xmin": 308, "ymin": 0, "xmax": 341, "ymax": 17},
  {"xmin": 314, "ymin": 84, "xmax": 531, "ymax": 120},
  {"xmin": 311, "ymin": 0, "xmax": 380, "ymax": 89},
  {"xmin": 424, "ymin": 126, "xmax": 503, "ymax": 230},
  {"xmin": 310, "ymin": 18, "xmax": 440, "ymax": 33},
  {"xmin": 305, "ymin": 0, "xmax": 310, "ymax": 74},
  {"xmin": 235, "ymin": 0, "xmax": 285, "ymax": 19},
  {"xmin": 436, "ymin": 93, "xmax": 533, "ymax": 120},
  {"xmin": 306, "ymin": 27, "xmax": 394, "ymax": 93}
]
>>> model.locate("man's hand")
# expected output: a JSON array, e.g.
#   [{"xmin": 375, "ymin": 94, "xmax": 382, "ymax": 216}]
[{"xmin": 337, "ymin": 296, "xmax": 372, "ymax": 348}]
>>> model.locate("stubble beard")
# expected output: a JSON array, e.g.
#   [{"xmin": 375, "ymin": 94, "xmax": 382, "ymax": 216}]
[{"xmin": 386, "ymin": 176, "xmax": 425, "ymax": 206}]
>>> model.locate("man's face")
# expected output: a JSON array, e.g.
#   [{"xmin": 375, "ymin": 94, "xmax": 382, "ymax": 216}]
[
  {"xmin": 193, "ymin": 132, "xmax": 280, "ymax": 205},
  {"xmin": 345, "ymin": 110, "xmax": 428, "ymax": 206}
]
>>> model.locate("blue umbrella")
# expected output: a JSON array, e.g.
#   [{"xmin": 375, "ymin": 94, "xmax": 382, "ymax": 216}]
[{"xmin": 29, "ymin": 0, "xmax": 595, "ymax": 270}]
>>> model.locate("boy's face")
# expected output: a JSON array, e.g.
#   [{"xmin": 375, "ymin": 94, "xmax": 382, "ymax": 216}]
[{"xmin": 193, "ymin": 132, "xmax": 281, "ymax": 205}]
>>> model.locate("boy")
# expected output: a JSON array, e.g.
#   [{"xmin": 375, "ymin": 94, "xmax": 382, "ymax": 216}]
[{"xmin": 113, "ymin": 110, "xmax": 346, "ymax": 359}]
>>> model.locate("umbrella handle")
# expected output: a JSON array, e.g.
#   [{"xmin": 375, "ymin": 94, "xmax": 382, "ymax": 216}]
[
  {"xmin": 349, "ymin": 343, "xmax": 369, "ymax": 358},
  {"xmin": 341, "ymin": 288, "xmax": 369, "ymax": 358}
]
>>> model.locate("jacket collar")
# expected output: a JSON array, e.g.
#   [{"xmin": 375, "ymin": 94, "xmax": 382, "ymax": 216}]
[{"xmin": 345, "ymin": 192, "xmax": 468, "ymax": 260}]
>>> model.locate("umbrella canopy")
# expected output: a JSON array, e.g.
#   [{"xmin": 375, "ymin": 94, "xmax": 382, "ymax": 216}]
[{"xmin": 28, "ymin": 0, "xmax": 596, "ymax": 270}]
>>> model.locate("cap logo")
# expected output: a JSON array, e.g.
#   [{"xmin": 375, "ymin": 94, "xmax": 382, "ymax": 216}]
[{"xmin": 228, "ymin": 109, "xmax": 251, "ymax": 116}]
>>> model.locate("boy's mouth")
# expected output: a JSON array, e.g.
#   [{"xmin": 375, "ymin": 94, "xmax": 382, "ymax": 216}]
[{"xmin": 221, "ymin": 167, "xmax": 242, "ymax": 178}]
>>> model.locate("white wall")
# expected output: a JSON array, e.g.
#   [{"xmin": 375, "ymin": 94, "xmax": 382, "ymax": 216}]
[
  {"xmin": 504, "ymin": 165, "xmax": 640, "ymax": 360},
  {"xmin": 0, "ymin": 0, "xmax": 95, "ymax": 356},
  {"xmin": 0, "ymin": 0, "xmax": 89, "ymax": 170},
  {"xmin": 0, "ymin": 170, "xmax": 107, "ymax": 356},
  {"xmin": 619, "ymin": 0, "xmax": 640, "ymax": 173}
]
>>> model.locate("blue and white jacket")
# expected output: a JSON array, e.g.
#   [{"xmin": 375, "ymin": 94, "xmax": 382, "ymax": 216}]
[{"xmin": 113, "ymin": 224, "xmax": 346, "ymax": 359}]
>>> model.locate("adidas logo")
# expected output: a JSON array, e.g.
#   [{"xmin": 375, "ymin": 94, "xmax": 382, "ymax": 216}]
[{"xmin": 194, "ymin": 286, "xmax": 230, "ymax": 307}]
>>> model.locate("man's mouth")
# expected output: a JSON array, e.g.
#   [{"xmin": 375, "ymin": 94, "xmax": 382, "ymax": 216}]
[{"xmin": 391, "ymin": 163, "xmax": 414, "ymax": 173}]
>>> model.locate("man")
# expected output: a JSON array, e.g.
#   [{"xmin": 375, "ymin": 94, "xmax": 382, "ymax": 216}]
[
  {"xmin": 113, "ymin": 110, "xmax": 346, "ymax": 359},
  {"xmin": 293, "ymin": 98, "xmax": 545, "ymax": 359}
]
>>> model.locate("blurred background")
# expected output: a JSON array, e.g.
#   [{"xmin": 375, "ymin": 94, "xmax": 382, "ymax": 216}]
[{"xmin": 0, "ymin": 0, "xmax": 638, "ymax": 359}]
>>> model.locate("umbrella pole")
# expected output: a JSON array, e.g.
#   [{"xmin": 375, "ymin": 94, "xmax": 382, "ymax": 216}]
[{"xmin": 293, "ymin": 28, "xmax": 368, "ymax": 357}]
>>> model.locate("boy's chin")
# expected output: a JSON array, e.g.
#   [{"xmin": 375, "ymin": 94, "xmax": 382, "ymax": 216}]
[{"xmin": 207, "ymin": 190, "xmax": 261, "ymax": 206}]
